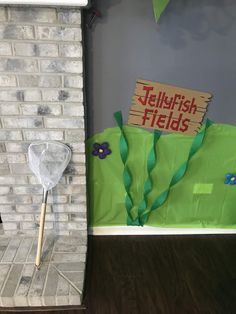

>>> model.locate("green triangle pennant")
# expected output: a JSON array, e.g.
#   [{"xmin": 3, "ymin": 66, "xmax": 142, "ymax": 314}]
[{"xmin": 152, "ymin": 0, "xmax": 170, "ymax": 22}]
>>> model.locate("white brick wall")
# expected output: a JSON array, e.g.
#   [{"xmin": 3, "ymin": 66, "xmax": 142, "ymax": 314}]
[{"xmin": 0, "ymin": 6, "xmax": 86, "ymax": 236}]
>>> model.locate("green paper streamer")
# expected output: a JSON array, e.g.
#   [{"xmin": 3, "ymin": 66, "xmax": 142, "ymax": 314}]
[
  {"xmin": 140, "ymin": 119, "xmax": 213, "ymax": 225},
  {"xmin": 114, "ymin": 111, "xmax": 139, "ymax": 226},
  {"xmin": 152, "ymin": 0, "xmax": 170, "ymax": 22},
  {"xmin": 138, "ymin": 130, "xmax": 162, "ymax": 226}
]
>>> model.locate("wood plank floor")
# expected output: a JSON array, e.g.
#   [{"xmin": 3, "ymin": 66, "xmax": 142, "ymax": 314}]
[
  {"xmin": 1, "ymin": 234, "xmax": 236, "ymax": 313},
  {"xmin": 84, "ymin": 235, "xmax": 236, "ymax": 314}
]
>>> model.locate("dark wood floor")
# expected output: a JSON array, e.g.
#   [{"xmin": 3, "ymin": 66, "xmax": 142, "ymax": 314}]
[
  {"xmin": 1, "ymin": 235, "xmax": 236, "ymax": 314},
  {"xmin": 84, "ymin": 235, "xmax": 236, "ymax": 314}
]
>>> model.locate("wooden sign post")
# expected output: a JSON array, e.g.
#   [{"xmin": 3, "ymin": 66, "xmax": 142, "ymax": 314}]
[{"xmin": 128, "ymin": 79, "xmax": 212, "ymax": 136}]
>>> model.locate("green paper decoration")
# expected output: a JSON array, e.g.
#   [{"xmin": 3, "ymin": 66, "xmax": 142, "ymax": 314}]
[
  {"xmin": 137, "ymin": 129, "xmax": 162, "ymax": 226},
  {"xmin": 87, "ymin": 123, "xmax": 236, "ymax": 229},
  {"xmin": 114, "ymin": 111, "xmax": 139, "ymax": 226},
  {"xmin": 152, "ymin": 0, "xmax": 170, "ymax": 22},
  {"xmin": 114, "ymin": 111, "xmax": 162, "ymax": 226},
  {"xmin": 139, "ymin": 119, "xmax": 212, "ymax": 226}
]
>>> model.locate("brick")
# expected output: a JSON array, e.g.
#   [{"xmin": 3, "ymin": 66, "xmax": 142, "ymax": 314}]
[
  {"xmin": 19, "ymin": 230, "xmax": 38, "ymax": 237},
  {"xmin": 0, "ymin": 155, "xmax": 7, "ymax": 163},
  {"xmin": 47, "ymin": 90, "xmax": 83, "ymax": 103},
  {"xmin": 70, "ymin": 195, "xmax": 87, "ymax": 204},
  {"xmin": 65, "ymin": 131, "xmax": 85, "ymax": 142},
  {"xmin": 1, "ymin": 214, "xmax": 34, "ymax": 222},
  {"xmin": 0, "ymin": 164, "xmax": 10, "ymax": 176},
  {"xmin": 7, "ymin": 154, "xmax": 26, "ymax": 164},
  {"xmin": 58, "ymin": 9, "xmax": 81, "ymax": 24},
  {"xmin": 9, "ymin": 7, "xmax": 57, "ymax": 23},
  {"xmin": 0, "ymin": 43, "xmax": 12, "ymax": 56},
  {"xmin": 2, "ymin": 222, "xmax": 18, "ymax": 231},
  {"xmin": 38, "ymin": 44, "xmax": 59, "ymax": 57},
  {"xmin": 24, "ymin": 90, "xmax": 42, "ymax": 102},
  {"xmin": 67, "ymin": 175, "xmax": 86, "ymax": 185},
  {"xmin": 32, "ymin": 195, "xmax": 68, "ymax": 204},
  {"xmin": 0, "ymin": 143, "xmax": 6, "ymax": 152},
  {"xmin": 23, "ymin": 130, "xmax": 64, "ymax": 141},
  {"xmin": 64, "ymin": 162, "xmax": 86, "ymax": 175},
  {"xmin": 42, "ymin": 89, "xmax": 83, "ymax": 102},
  {"xmin": 3, "ymin": 117, "xmax": 43, "ymax": 129},
  {"xmin": 64, "ymin": 76, "xmax": 83, "ymax": 88},
  {"xmin": 19, "ymin": 75, "xmax": 40, "ymax": 87},
  {"xmin": 15, "ymin": 264, "xmax": 35, "ymax": 297},
  {"xmin": 63, "ymin": 104, "xmax": 84, "ymax": 116},
  {"xmin": 0, "ymin": 176, "xmax": 28, "ymax": 185},
  {"xmin": 0, "ymin": 130, "xmax": 22, "ymax": 141},
  {"xmin": 60, "ymin": 44, "xmax": 82, "ymax": 58},
  {"xmin": 53, "ymin": 204, "xmax": 86, "ymax": 213},
  {"xmin": 0, "ymin": 90, "xmax": 22, "ymax": 102},
  {"xmin": 37, "ymin": 26, "xmax": 81, "ymax": 41},
  {"xmin": 5, "ymin": 143, "xmax": 29, "ymax": 153},
  {"xmin": 0, "ymin": 103, "xmax": 19, "ymax": 115},
  {"xmin": 71, "ymin": 154, "xmax": 86, "ymax": 163},
  {"xmin": 52, "ymin": 184, "xmax": 85, "ymax": 195},
  {"xmin": 0, "ymin": 75, "xmax": 17, "ymax": 87},
  {"xmin": 0, "ymin": 25, "xmax": 34, "ymax": 40},
  {"xmin": 44, "ymin": 222, "xmax": 54, "ymax": 230},
  {"xmin": 13, "ymin": 186, "xmax": 42, "ymax": 195},
  {"xmin": 51, "ymin": 252, "xmax": 85, "ymax": 263},
  {"xmin": 18, "ymin": 75, "xmax": 61, "ymax": 88},
  {"xmin": 35, "ymin": 213, "xmax": 68, "ymax": 222},
  {"xmin": 65, "ymin": 164, "xmax": 85, "ymax": 175},
  {"xmin": 14, "ymin": 43, "xmax": 58, "ymax": 57},
  {"xmin": 0, "ymin": 195, "xmax": 31, "ymax": 204},
  {"xmin": 14, "ymin": 43, "xmax": 36, "ymax": 57},
  {"xmin": 28, "ymin": 175, "xmax": 66, "ymax": 185},
  {"xmin": 45, "ymin": 117, "xmax": 84, "ymax": 129},
  {"xmin": 0, "ymin": 58, "xmax": 38, "ymax": 72},
  {"xmin": 0, "ymin": 186, "xmax": 10, "ymax": 195},
  {"xmin": 21, "ymin": 222, "xmax": 37, "ymax": 230},
  {"xmin": 0, "ymin": 7, "xmax": 7, "ymax": 21},
  {"xmin": 73, "ymin": 145, "xmax": 86, "ymax": 158},
  {"xmin": 0, "ymin": 158, "xmax": 12, "ymax": 171},
  {"xmin": 27, "ymin": 176, "xmax": 40, "ymax": 185},
  {"xmin": 14, "ymin": 239, "xmax": 34, "ymax": 263},
  {"xmin": 16, "ymin": 204, "xmax": 52, "ymax": 213},
  {"xmin": 0, "ymin": 205, "xmax": 15, "ymax": 213},
  {"xmin": 21, "ymin": 104, "xmax": 61, "ymax": 116},
  {"xmin": 10, "ymin": 164, "xmax": 31, "ymax": 175},
  {"xmin": 40, "ymin": 60, "xmax": 82, "ymax": 74},
  {"xmin": 0, "ymin": 154, "xmax": 26, "ymax": 164}
]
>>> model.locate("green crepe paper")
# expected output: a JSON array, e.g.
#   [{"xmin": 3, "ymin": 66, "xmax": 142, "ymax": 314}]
[
  {"xmin": 152, "ymin": 0, "xmax": 170, "ymax": 22},
  {"xmin": 87, "ymin": 123, "xmax": 236, "ymax": 229},
  {"xmin": 114, "ymin": 111, "xmax": 139, "ymax": 226},
  {"xmin": 140, "ymin": 119, "xmax": 212, "ymax": 226},
  {"xmin": 114, "ymin": 111, "xmax": 162, "ymax": 226},
  {"xmin": 137, "ymin": 129, "xmax": 162, "ymax": 226}
]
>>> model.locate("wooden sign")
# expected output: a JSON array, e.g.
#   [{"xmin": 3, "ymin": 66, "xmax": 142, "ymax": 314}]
[{"xmin": 128, "ymin": 79, "xmax": 212, "ymax": 136}]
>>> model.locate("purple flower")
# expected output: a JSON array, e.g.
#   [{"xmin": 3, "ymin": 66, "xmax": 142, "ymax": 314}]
[
  {"xmin": 224, "ymin": 174, "xmax": 236, "ymax": 185},
  {"xmin": 92, "ymin": 142, "xmax": 111, "ymax": 159}
]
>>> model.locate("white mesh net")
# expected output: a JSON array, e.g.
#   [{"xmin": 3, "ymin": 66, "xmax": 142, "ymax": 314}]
[{"xmin": 28, "ymin": 141, "xmax": 71, "ymax": 191}]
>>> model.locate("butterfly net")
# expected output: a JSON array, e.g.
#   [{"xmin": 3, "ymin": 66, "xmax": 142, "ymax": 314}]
[{"xmin": 28, "ymin": 141, "xmax": 71, "ymax": 191}]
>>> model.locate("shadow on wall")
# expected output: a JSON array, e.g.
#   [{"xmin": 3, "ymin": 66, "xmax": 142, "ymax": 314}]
[
  {"xmin": 83, "ymin": 0, "xmax": 122, "ymax": 136},
  {"xmin": 158, "ymin": 0, "xmax": 236, "ymax": 49}
]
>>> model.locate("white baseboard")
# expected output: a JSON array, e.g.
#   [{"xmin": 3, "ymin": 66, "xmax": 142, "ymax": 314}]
[{"xmin": 89, "ymin": 226, "xmax": 236, "ymax": 235}]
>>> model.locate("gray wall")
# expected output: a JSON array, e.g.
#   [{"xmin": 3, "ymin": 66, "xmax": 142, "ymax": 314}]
[{"xmin": 84, "ymin": 0, "xmax": 236, "ymax": 136}]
